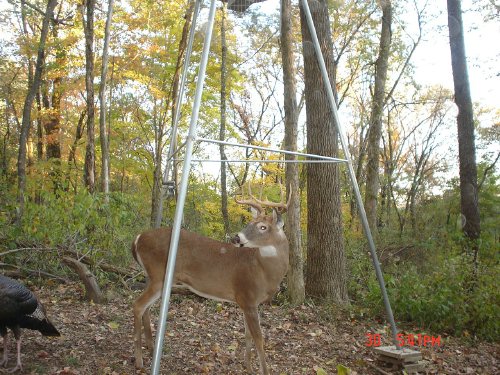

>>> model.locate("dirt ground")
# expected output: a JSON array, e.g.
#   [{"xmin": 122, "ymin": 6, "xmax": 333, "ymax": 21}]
[{"xmin": 1, "ymin": 281, "xmax": 498, "ymax": 374}]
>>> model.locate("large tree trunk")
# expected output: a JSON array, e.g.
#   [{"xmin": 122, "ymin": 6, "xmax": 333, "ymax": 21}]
[
  {"xmin": 17, "ymin": 0, "xmax": 58, "ymax": 223},
  {"xmin": 281, "ymin": 0, "xmax": 305, "ymax": 305},
  {"xmin": 446, "ymin": 0, "xmax": 480, "ymax": 259},
  {"xmin": 364, "ymin": 0, "xmax": 392, "ymax": 232},
  {"xmin": 220, "ymin": 3, "xmax": 230, "ymax": 236},
  {"xmin": 299, "ymin": 0, "xmax": 348, "ymax": 303},
  {"xmin": 83, "ymin": 0, "xmax": 96, "ymax": 193},
  {"xmin": 99, "ymin": 0, "xmax": 114, "ymax": 202}
]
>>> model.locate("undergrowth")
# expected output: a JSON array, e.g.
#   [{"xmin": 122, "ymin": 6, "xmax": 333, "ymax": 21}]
[{"xmin": 346, "ymin": 230, "xmax": 499, "ymax": 342}]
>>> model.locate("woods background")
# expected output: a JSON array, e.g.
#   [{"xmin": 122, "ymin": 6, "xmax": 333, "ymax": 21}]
[{"xmin": 0, "ymin": 0, "xmax": 498, "ymax": 343}]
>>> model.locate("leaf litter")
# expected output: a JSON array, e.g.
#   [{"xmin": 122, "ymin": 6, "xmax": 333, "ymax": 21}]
[{"xmin": 1, "ymin": 282, "xmax": 497, "ymax": 374}]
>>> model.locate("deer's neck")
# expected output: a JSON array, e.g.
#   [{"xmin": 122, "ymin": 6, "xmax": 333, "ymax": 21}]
[{"xmin": 256, "ymin": 238, "xmax": 289, "ymax": 277}]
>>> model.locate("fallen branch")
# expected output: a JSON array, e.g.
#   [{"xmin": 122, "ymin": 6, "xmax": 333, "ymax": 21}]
[
  {"xmin": 63, "ymin": 249, "xmax": 135, "ymax": 277},
  {"xmin": 62, "ymin": 256, "xmax": 105, "ymax": 303},
  {"xmin": 0, "ymin": 262, "xmax": 69, "ymax": 283},
  {"xmin": 0, "ymin": 247, "xmax": 58, "ymax": 257}
]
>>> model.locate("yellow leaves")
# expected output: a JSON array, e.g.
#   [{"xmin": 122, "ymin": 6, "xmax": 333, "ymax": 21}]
[
  {"xmin": 107, "ymin": 321, "xmax": 120, "ymax": 330},
  {"xmin": 337, "ymin": 364, "xmax": 352, "ymax": 374},
  {"xmin": 315, "ymin": 367, "xmax": 328, "ymax": 375}
]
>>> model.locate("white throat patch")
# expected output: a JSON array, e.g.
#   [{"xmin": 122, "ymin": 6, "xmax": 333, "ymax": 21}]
[{"xmin": 259, "ymin": 245, "xmax": 278, "ymax": 257}]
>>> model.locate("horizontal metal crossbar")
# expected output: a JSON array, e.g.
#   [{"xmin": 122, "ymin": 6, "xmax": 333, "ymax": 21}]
[
  {"xmin": 178, "ymin": 158, "xmax": 344, "ymax": 163},
  {"xmin": 196, "ymin": 137, "xmax": 348, "ymax": 163}
]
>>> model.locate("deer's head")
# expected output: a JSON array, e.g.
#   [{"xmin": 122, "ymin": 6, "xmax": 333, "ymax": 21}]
[{"xmin": 231, "ymin": 185, "xmax": 290, "ymax": 249}]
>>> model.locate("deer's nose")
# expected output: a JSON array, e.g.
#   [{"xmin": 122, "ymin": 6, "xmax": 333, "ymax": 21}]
[{"xmin": 231, "ymin": 234, "xmax": 241, "ymax": 244}]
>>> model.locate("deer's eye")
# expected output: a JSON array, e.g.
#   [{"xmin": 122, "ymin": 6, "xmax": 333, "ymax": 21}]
[{"xmin": 260, "ymin": 225, "xmax": 267, "ymax": 231}]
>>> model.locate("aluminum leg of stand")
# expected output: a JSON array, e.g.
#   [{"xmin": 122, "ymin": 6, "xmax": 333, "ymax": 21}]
[
  {"xmin": 154, "ymin": 0, "xmax": 202, "ymax": 229},
  {"xmin": 300, "ymin": 0, "xmax": 400, "ymax": 349},
  {"xmin": 150, "ymin": 1, "xmax": 218, "ymax": 374}
]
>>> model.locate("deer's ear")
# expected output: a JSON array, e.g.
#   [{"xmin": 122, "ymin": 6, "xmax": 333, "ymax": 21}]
[
  {"xmin": 250, "ymin": 206, "xmax": 260, "ymax": 219},
  {"xmin": 272, "ymin": 209, "xmax": 284, "ymax": 229}
]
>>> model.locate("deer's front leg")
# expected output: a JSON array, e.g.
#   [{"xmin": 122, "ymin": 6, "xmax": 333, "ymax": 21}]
[
  {"xmin": 243, "ymin": 307, "xmax": 269, "ymax": 375},
  {"xmin": 243, "ymin": 317, "xmax": 253, "ymax": 372}
]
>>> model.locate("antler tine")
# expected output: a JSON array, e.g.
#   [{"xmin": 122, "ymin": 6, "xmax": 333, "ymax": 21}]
[
  {"xmin": 251, "ymin": 183, "xmax": 292, "ymax": 214},
  {"xmin": 234, "ymin": 183, "xmax": 263, "ymax": 215}
]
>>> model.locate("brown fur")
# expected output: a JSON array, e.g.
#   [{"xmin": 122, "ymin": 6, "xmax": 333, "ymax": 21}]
[{"xmin": 132, "ymin": 212, "xmax": 289, "ymax": 375}]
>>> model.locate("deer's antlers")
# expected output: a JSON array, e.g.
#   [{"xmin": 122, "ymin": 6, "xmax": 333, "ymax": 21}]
[{"xmin": 235, "ymin": 183, "xmax": 291, "ymax": 214}]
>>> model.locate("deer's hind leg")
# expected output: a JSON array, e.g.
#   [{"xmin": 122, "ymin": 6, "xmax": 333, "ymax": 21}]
[
  {"xmin": 133, "ymin": 282, "xmax": 161, "ymax": 369},
  {"xmin": 143, "ymin": 307, "xmax": 154, "ymax": 353}
]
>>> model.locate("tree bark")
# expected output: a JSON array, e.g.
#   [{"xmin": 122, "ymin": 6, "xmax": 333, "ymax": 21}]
[
  {"xmin": 21, "ymin": 0, "xmax": 41, "ymax": 162},
  {"xmin": 281, "ymin": 0, "xmax": 305, "ymax": 305},
  {"xmin": 364, "ymin": 0, "xmax": 392, "ymax": 232},
  {"xmin": 62, "ymin": 256, "xmax": 104, "ymax": 303},
  {"xmin": 43, "ymin": 23, "xmax": 65, "ymax": 194},
  {"xmin": 220, "ymin": 3, "xmax": 230, "ymax": 236},
  {"xmin": 35, "ymin": 91, "xmax": 44, "ymax": 161},
  {"xmin": 83, "ymin": 0, "xmax": 96, "ymax": 193},
  {"xmin": 17, "ymin": 0, "xmax": 58, "ymax": 223},
  {"xmin": 44, "ymin": 25, "xmax": 63, "ymax": 162},
  {"xmin": 150, "ymin": 101, "xmax": 164, "ymax": 226},
  {"xmin": 446, "ymin": 0, "xmax": 480, "ymax": 257},
  {"xmin": 67, "ymin": 109, "xmax": 86, "ymax": 193},
  {"xmin": 99, "ymin": 0, "xmax": 114, "ymax": 202},
  {"xmin": 299, "ymin": 0, "xmax": 348, "ymax": 303},
  {"xmin": 2, "ymin": 99, "xmax": 11, "ymax": 177}
]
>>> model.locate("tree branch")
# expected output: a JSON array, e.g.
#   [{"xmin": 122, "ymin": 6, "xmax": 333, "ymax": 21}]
[
  {"xmin": 10, "ymin": 0, "xmax": 73, "ymax": 25},
  {"xmin": 478, "ymin": 151, "xmax": 500, "ymax": 191}
]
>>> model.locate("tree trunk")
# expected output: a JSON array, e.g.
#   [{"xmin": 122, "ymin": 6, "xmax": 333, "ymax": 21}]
[
  {"xmin": 17, "ymin": 0, "xmax": 58, "ymax": 223},
  {"xmin": 150, "ymin": 102, "xmax": 164, "ymax": 227},
  {"xmin": 220, "ymin": 3, "xmax": 230, "ymax": 236},
  {"xmin": 364, "ymin": 0, "xmax": 392, "ymax": 233},
  {"xmin": 281, "ymin": 0, "xmax": 305, "ymax": 305},
  {"xmin": 35, "ymin": 91, "xmax": 44, "ymax": 161},
  {"xmin": 152, "ymin": 2, "xmax": 194, "ymax": 228},
  {"xmin": 299, "ymin": 0, "xmax": 348, "ymax": 303},
  {"xmin": 62, "ymin": 256, "xmax": 104, "ymax": 303},
  {"xmin": 21, "ymin": 0, "xmax": 38, "ymax": 162},
  {"xmin": 446, "ymin": 0, "xmax": 480, "ymax": 248},
  {"xmin": 67, "ymin": 109, "xmax": 86, "ymax": 193},
  {"xmin": 45, "ymin": 25, "xmax": 63, "ymax": 162},
  {"xmin": 99, "ymin": 0, "xmax": 114, "ymax": 202},
  {"xmin": 83, "ymin": 0, "xmax": 96, "ymax": 193},
  {"xmin": 43, "ymin": 24, "xmax": 65, "ymax": 194},
  {"xmin": 2, "ymin": 99, "xmax": 11, "ymax": 177}
]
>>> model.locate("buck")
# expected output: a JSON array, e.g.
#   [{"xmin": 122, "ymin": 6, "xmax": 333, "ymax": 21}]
[{"xmin": 132, "ymin": 188, "xmax": 290, "ymax": 374}]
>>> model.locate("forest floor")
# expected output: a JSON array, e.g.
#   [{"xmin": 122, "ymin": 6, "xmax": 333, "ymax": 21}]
[{"xmin": 1, "ymin": 281, "xmax": 498, "ymax": 375}]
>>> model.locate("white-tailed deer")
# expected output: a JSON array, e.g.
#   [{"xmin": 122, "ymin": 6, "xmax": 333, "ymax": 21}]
[{"xmin": 132, "ymin": 187, "xmax": 290, "ymax": 374}]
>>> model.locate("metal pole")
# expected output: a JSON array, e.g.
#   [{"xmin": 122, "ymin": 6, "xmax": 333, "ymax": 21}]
[
  {"xmin": 300, "ymin": 0, "xmax": 400, "ymax": 348},
  {"xmin": 197, "ymin": 137, "xmax": 347, "ymax": 162},
  {"xmin": 150, "ymin": 1, "xmax": 218, "ymax": 373},
  {"xmin": 154, "ymin": 0, "xmax": 201, "ymax": 228}
]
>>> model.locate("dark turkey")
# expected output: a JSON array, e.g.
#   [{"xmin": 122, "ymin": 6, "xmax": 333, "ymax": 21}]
[{"xmin": 0, "ymin": 275, "xmax": 60, "ymax": 372}]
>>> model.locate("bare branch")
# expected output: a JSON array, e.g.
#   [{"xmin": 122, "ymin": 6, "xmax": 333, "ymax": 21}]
[{"xmin": 478, "ymin": 152, "xmax": 500, "ymax": 191}]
